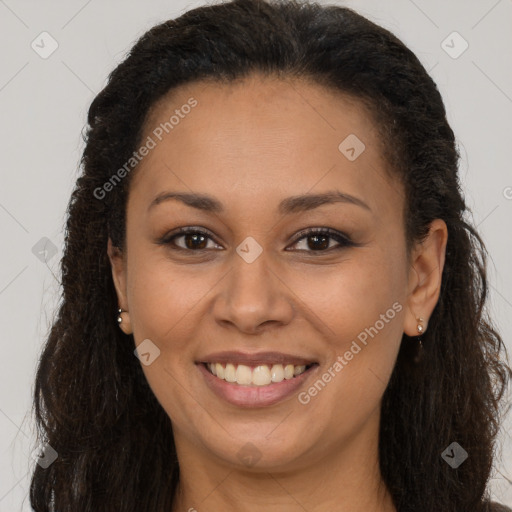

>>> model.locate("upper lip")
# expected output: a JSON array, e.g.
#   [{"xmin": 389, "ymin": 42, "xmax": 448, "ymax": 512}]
[{"xmin": 197, "ymin": 351, "xmax": 318, "ymax": 366}]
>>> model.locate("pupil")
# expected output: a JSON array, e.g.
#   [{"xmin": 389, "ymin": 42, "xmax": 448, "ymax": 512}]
[
  {"xmin": 186, "ymin": 233, "xmax": 207, "ymax": 250},
  {"xmin": 308, "ymin": 234, "xmax": 328, "ymax": 250},
  {"xmin": 183, "ymin": 233, "xmax": 330, "ymax": 251}
]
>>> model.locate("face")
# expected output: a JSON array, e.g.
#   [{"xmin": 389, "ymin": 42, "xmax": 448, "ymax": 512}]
[{"xmin": 109, "ymin": 74, "xmax": 447, "ymax": 473}]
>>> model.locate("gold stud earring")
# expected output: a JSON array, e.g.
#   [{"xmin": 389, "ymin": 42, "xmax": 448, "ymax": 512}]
[{"xmin": 417, "ymin": 317, "xmax": 425, "ymax": 334}]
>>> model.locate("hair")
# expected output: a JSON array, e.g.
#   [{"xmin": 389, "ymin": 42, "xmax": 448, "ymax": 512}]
[{"xmin": 30, "ymin": 0, "xmax": 511, "ymax": 510}]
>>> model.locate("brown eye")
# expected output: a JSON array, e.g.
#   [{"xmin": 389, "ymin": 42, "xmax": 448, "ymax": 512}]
[
  {"xmin": 180, "ymin": 232, "xmax": 208, "ymax": 250},
  {"xmin": 305, "ymin": 233, "xmax": 329, "ymax": 250},
  {"xmin": 288, "ymin": 228, "xmax": 355, "ymax": 252},
  {"xmin": 158, "ymin": 227, "xmax": 222, "ymax": 251}
]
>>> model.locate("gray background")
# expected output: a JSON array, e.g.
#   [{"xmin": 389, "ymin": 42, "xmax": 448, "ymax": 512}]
[{"xmin": 0, "ymin": 0, "xmax": 511, "ymax": 509}]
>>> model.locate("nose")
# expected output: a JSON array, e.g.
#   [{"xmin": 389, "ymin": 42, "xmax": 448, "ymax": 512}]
[{"xmin": 212, "ymin": 249, "xmax": 295, "ymax": 334}]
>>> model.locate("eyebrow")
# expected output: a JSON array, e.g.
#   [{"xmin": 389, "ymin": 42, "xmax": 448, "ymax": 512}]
[{"xmin": 148, "ymin": 190, "xmax": 371, "ymax": 214}]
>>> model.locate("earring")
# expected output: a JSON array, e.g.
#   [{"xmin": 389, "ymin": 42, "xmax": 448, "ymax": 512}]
[
  {"xmin": 117, "ymin": 308, "xmax": 126, "ymax": 324},
  {"xmin": 117, "ymin": 308, "xmax": 133, "ymax": 335},
  {"xmin": 414, "ymin": 317, "xmax": 425, "ymax": 364},
  {"xmin": 413, "ymin": 317, "xmax": 425, "ymax": 364}
]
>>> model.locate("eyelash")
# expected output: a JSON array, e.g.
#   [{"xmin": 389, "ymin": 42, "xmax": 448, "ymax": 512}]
[{"xmin": 157, "ymin": 226, "xmax": 356, "ymax": 254}]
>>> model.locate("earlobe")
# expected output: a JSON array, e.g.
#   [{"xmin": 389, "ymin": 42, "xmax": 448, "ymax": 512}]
[{"xmin": 404, "ymin": 219, "xmax": 448, "ymax": 337}]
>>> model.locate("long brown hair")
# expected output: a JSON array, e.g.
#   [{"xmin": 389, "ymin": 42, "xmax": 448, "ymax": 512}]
[{"xmin": 30, "ymin": 1, "xmax": 511, "ymax": 510}]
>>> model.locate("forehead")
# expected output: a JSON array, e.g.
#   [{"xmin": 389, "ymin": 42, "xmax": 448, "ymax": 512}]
[{"xmin": 130, "ymin": 75, "xmax": 400, "ymax": 219}]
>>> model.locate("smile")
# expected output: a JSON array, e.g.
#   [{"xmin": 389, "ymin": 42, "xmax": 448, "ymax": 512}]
[{"xmin": 205, "ymin": 362, "xmax": 315, "ymax": 386}]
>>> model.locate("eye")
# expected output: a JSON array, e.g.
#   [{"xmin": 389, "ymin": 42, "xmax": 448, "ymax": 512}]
[
  {"xmin": 287, "ymin": 227, "xmax": 355, "ymax": 252},
  {"xmin": 157, "ymin": 226, "xmax": 356, "ymax": 253},
  {"xmin": 157, "ymin": 227, "xmax": 222, "ymax": 251}
]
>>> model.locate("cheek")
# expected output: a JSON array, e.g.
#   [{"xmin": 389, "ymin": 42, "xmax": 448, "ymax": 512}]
[
  {"xmin": 289, "ymin": 240, "xmax": 407, "ymax": 344},
  {"xmin": 126, "ymin": 250, "xmax": 214, "ymax": 344},
  {"xmin": 328, "ymin": 242, "xmax": 406, "ymax": 363},
  {"xmin": 295, "ymin": 244, "xmax": 407, "ymax": 421},
  {"xmin": 125, "ymin": 254, "xmax": 215, "ymax": 424}
]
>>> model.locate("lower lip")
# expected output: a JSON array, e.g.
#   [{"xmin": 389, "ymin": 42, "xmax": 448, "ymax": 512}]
[{"xmin": 197, "ymin": 363, "xmax": 319, "ymax": 408}]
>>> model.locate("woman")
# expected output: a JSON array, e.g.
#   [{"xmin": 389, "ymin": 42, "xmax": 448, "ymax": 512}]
[{"xmin": 30, "ymin": 0, "xmax": 511, "ymax": 510}]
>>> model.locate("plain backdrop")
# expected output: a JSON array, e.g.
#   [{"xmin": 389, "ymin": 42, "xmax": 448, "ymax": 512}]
[{"xmin": 0, "ymin": 0, "xmax": 511, "ymax": 509}]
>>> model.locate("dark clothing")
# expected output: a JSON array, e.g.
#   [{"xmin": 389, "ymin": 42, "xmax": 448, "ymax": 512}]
[
  {"xmin": 399, "ymin": 502, "xmax": 512, "ymax": 511},
  {"xmin": 490, "ymin": 503, "xmax": 512, "ymax": 512}
]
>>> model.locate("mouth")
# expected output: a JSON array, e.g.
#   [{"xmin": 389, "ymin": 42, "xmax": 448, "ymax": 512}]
[
  {"xmin": 195, "ymin": 351, "xmax": 320, "ymax": 408},
  {"xmin": 202, "ymin": 362, "xmax": 318, "ymax": 386}
]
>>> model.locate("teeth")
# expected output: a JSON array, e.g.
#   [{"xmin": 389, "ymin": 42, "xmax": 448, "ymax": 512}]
[
  {"xmin": 284, "ymin": 364, "xmax": 294, "ymax": 380},
  {"xmin": 235, "ymin": 364, "xmax": 252, "ymax": 385},
  {"xmin": 215, "ymin": 363, "xmax": 225, "ymax": 379},
  {"xmin": 271, "ymin": 364, "xmax": 284, "ymax": 382},
  {"xmin": 293, "ymin": 365, "xmax": 306, "ymax": 376},
  {"xmin": 224, "ymin": 363, "xmax": 236, "ymax": 383},
  {"xmin": 206, "ymin": 362, "xmax": 310, "ymax": 386},
  {"xmin": 252, "ymin": 365, "xmax": 271, "ymax": 386}
]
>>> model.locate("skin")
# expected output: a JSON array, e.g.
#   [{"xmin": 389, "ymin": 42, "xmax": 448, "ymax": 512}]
[{"xmin": 108, "ymin": 74, "xmax": 448, "ymax": 512}]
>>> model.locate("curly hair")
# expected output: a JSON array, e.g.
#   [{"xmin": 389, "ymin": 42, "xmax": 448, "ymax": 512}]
[{"xmin": 30, "ymin": 0, "xmax": 511, "ymax": 510}]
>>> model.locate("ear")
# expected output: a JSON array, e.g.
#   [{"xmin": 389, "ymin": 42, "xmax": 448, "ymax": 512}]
[
  {"xmin": 107, "ymin": 237, "xmax": 132, "ymax": 334},
  {"xmin": 404, "ymin": 219, "xmax": 448, "ymax": 336}
]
